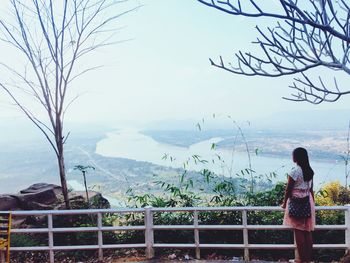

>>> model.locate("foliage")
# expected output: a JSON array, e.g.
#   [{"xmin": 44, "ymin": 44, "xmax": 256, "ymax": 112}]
[
  {"xmin": 245, "ymin": 182, "xmax": 285, "ymax": 206},
  {"xmin": 11, "ymin": 233, "xmax": 43, "ymax": 247},
  {"xmin": 315, "ymin": 181, "xmax": 350, "ymax": 214},
  {"xmin": 74, "ymin": 165, "xmax": 96, "ymax": 206},
  {"xmin": 338, "ymin": 186, "xmax": 350, "ymax": 204},
  {"xmin": 315, "ymin": 181, "xmax": 349, "ymax": 225},
  {"xmin": 315, "ymin": 181, "xmax": 341, "ymax": 205}
]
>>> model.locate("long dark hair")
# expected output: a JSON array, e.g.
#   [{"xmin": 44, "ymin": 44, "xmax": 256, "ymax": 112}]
[{"xmin": 293, "ymin": 147, "xmax": 314, "ymax": 181}]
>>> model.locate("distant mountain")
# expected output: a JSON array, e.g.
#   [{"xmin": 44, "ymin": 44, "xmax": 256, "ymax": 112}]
[
  {"xmin": 139, "ymin": 109, "xmax": 350, "ymax": 132},
  {"xmin": 252, "ymin": 109, "xmax": 350, "ymax": 131},
  {"xmin": 0, "ymin": 118, "xmax": 114, "ymax": 143}
]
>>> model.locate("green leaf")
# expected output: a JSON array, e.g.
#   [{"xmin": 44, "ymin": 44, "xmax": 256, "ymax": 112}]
[{"xmin": 162, "ymin": 153, "xmax": 168, "ymax": 160}]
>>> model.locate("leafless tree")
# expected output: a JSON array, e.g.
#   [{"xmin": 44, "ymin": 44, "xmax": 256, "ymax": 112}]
[
  {"xmin": 198, "ymin": 0, "xmax": 350, "ymax": 104},
  {"xmin": 0, "ymin": 0, "xmax": 137, "ymax": 208}
]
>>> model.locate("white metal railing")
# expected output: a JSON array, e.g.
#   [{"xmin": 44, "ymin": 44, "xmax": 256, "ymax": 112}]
[{"xmin": 6, "ymin": 206, "xmax": 350, "ymax": 262}]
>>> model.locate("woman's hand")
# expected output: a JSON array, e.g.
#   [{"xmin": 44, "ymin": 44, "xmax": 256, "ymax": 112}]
[{"xmin": 281, "ymin": 176, "xmax": 294, "ymax": 210}]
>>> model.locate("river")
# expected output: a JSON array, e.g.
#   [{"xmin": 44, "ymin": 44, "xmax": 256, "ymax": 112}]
[{"xmin": 95, "ymin": 129, "xmax": 346, "ymax": 189}]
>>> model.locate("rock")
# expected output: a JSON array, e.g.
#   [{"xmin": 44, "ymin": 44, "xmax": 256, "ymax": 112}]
[
  {"xmin": 0, "ymin": 195, "xmax": 20, "ymax": 210},
  {"xmin": 72, "ymin": 191, "xmax": 107, "ymax": 203},
  {"xmin": 20, "ymin": 183, "xmax": 61, "ymax": 195},
  {"xmin": 16, "ymin": 183, "xmax": 61, "ymax": 209},
  {"xmin": 0, "ymin": 183, "xmax": 110, "ymax": 211}
]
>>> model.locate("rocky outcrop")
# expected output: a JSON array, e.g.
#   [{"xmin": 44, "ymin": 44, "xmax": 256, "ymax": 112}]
[
  {"xmin": 0, "ymin": 183, "xmax": 111, "ymax": 227},
  {"xmin": 0, "ymin": 183, "xmax": 110, "ymax": 211}
]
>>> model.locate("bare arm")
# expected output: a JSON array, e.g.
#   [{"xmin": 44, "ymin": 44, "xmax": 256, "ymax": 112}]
[{"xmin": 281, "ymin": 176, "xmax": 295, "ymax": 209}]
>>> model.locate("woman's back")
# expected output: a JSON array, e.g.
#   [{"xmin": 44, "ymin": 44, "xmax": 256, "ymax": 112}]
[{"xmin": 290, "ymin": 166, "xmax": 312, "ymax": 191}]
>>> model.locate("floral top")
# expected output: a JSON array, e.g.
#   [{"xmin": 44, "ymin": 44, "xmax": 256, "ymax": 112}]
[{"xmin": 289, "ymin": 165, "xmax": 312, "ymax": 190}]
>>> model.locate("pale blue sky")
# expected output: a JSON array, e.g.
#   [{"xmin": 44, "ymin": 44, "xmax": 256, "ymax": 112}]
[{"xmin": 0, "ymin": 0, "xmax": 349, "ymax": 126}]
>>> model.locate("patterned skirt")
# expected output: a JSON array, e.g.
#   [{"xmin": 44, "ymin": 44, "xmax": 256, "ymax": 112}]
[{"xmin": 283, "ymin": 189, "xmax": 315, "ymax": 232}]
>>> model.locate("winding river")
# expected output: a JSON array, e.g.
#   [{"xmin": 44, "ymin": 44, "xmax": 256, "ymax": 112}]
[{"xmin": 95, "ymin": 129, "xmax": 346, "ymax": 188}]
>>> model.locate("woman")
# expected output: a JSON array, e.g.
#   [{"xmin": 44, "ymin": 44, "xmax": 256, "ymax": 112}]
[{"xmin": 281, "ymin": 147, "xmax": 315, "ymax": 263}]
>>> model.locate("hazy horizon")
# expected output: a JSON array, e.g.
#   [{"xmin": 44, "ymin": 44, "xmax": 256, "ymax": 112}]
[
  {"xmin": 1, "ymin": 108, "xmax": 349, "ymax": 143},
  {"xmin": 0, "ymin": 0, "xmax": 349, "ymax": 126}
]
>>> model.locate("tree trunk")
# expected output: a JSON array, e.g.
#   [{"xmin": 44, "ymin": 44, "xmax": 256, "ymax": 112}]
[
  {"xmin": 83, "ymin": 171, "xmax": 90, "ymax": 207},
  {"xmin": 58, "ymin": 150, "xmax": 70, "ymax": 209},
  {"xmin": 56, "ymin": 118, "xmax": 70, "ymax": 209}
]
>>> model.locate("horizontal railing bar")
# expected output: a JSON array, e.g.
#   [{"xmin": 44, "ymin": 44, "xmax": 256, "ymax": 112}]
[
  {"xmin": 315, "ymin": 207, "xmax": 348, "ymax": 211},
  {"xmin": 152, "ymin": 225, "xmax": 347, "ymax": 231},
  {"xmin": 245, "ymin": 225, "xmax": 347, "ymax": 230},
  {"xmin": 12, "ymin": 228, "xmax": 49, "ymax": 233},
  {"xmin": 102, "ymin": 244, "xmax": 146, "ymax": 249},
  {"xmin": 152, "ymin": 225, "xmax": 288, "ymax": 230},
  {"xmin": 52, "ymin": 244, "xmax": 147, "ymax": 251},
  {"xmin": 152, "ymin": 207, "xmax": 284, "ymax": 212},
  {"xmin": 153, "ymin": 225, "xmax": 196, "ymax": 230},
  {"xmin": 197, "ymin": 225, "xmax": 244, "ymax": 230},
  {"xmin": 11, "ymin": 208, "xmax": 145, "ymax": 216},
  {"xmin": 199, "ymin": 244, "xmax": 248, "ymax": 249},
  {"xmin": 314, "ymin": 244, "xmax": 348, "ymax": 249},
  {"xmin": 52, "ymin": 227, "xmax": 97, "ymax": 233},
  {"xmin": 248, "ymin": 244, "xmax": 295, "ymax": 249},
  {"xmin": 12, "ymin": 226, "xmax": 145, "ymax": 234},
  {"xmin": 7, "ymin": 206, "xmax": 348, "ymax": 217},
  {"xmin": 200, "ymin": 244, "xmax": 295, "ymax": 249},
  {"xmin": 11, "ymin": 243, "xmax": 347, "ymax": 252},
  {"xmin": 53, "ymin": 245, "xmax": 99, "ymax": 251},
  {"xmin": 151, "ymin": 206, "xmax": 347, "ymax": 212},
  {"xmin": 11, "ymin": 244, "xmax": 147, "ymax": 252},
  {"xmin": 52, "ymin": 226, "xmax": 146, "ymax": 233},
  {"xmin": 153, "ymin": 243, "xmax": 196, "ymax": 248},
  {"xmin": 153, "ymin": 243, "xmax": 348, "ymax": 249},
  {"xmin": 100, "ymin": 226, "xmax": 146, "ymax": 231},
  {"xmin": 11, "ymin": 247, "xmax": 50, "ymax": 251},
  {"xmin": 153, "ymin": 243, "xmax": 296, "ymax": 249},
  {"xmin": 315, "ymin": 225, "xmax": 347, "ymax": 230}
]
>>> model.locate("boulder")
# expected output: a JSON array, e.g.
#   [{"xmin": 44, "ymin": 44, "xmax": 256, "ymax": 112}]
[
  {"xmin": 20, "ymin": 183, "xmax": 62, "ymax": 194},
  {"xmin": 0, "ymin": 183, "xmax": 110, "ymax": 211},
  {"xmin": 0, "ymin": 195, "xmax": 20, "ymax": 210},
  {"xmin": 0, "ymin": 183, "xmax": 111, "ymax": 228},
  {"xmin": 16, "ymin": 183, "xmax": 61, "ymax": 209}
]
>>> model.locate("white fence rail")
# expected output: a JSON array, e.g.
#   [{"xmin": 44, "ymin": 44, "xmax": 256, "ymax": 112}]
[{"xmin": 5, "ymin": 206, "xmax": 350, "ymax": 262}]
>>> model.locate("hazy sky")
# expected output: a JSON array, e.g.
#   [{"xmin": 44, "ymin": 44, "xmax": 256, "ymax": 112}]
[{"xmin": 0, "ymin": 0, "xmax": 349, "ymax": 127}]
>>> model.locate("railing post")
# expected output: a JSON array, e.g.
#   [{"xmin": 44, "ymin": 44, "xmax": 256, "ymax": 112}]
[
  {"xmin": 97, "ymin": 212, "xmax": 103, "ymax": 261},
  {"xmin": 194, "ymin": 210, "xmax": 200, "ymax": 259},
  {"xmin": 346, "ymin": 205, "xmax": 350, "ymax": 253},
  {"xmin": 242, "ymin": 210, "xmax": 249, "ymax": 262},
  {"xmin": 145, "ymin": 206, "xmax": 154, "ymax": 259},
  {"xmin": 48, "ymin": 214, "xmax": 54, "ymax": 263}
]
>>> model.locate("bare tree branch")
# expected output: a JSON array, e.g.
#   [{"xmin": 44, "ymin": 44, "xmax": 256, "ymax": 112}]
[{"xmin": 198, "ymin": 0, "xmax": 350, "ymax": 103}]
